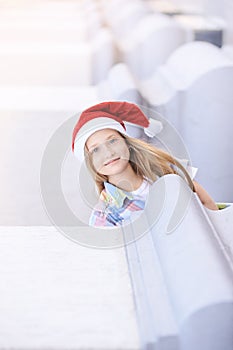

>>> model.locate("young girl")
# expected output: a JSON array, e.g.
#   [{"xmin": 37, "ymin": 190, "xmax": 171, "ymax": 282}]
[{"xmin": 72, "ymin": 101, "xmax": 218, "ymax": 227}]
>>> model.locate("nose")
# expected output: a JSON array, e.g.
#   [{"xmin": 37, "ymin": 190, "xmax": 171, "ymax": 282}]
[{"xmin": 104, "ymin": 143, "xmax": 115, "ymax": 156}]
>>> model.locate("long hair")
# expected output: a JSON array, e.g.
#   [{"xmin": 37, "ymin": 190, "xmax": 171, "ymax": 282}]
[{"xmin": 84, "ymin": 132, "xmax": 195, "ymax": 194}]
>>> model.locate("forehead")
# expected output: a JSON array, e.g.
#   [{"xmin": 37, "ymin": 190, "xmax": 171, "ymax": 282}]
[{"xmin": 86, "ymin": 128, "xmax": 121, "ymax": 147}]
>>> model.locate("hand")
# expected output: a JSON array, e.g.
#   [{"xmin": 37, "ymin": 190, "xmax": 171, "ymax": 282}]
[{"xmin": 193, "ymin": 181, "xmax": 219, "ymax": 210}]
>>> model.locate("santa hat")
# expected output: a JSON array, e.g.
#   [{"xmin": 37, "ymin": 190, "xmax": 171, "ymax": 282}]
[{"xmin": 72, "ymin": 101, "xmax": 163, "ymax": 160}]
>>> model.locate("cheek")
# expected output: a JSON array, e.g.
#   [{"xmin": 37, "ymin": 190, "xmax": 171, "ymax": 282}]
[
  {"xmin": 120, "ymin": 144, "xmax": 130, "ymax": 160},
  {"xmin": 91, "ymin": 152, "xmax": 108, "ymax": 172},
  {"xmin": 92, "ymin": 157, "xmax": 103, "ymax": 172}
]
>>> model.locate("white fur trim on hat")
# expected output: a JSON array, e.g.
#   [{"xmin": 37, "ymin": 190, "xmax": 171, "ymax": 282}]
[{"xmin": 145, "ymin": 118, "xmax": 163, "ymax": 137}]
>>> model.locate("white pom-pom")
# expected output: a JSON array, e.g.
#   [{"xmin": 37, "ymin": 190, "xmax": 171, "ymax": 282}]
[{"xmin": 144, "ymin": 118, "xmax": 163, "ymax": 137}]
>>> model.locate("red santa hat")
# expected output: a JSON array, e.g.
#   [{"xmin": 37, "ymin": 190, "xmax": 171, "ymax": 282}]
[{"xmin": 72, "ymin": 101, "xmax": 163, "ymax": 160}]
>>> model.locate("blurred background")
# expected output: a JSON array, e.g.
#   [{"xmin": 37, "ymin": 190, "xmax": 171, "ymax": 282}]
[
  {"xmin": 0, "ymin": 0, "xmax": 233, "ymax": 225},
  {"xmin": 0, "ymin": 3, "xmax": 233, "ymax": 350}
]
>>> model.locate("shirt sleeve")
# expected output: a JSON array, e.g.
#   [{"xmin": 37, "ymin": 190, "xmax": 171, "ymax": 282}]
[
  {"xmin": 89, "ymin": 209, "xmax": 108, "ymax": 227},
  {"xmin": 88, "ymin": 198, "xmax": 116, "ymax": 227},
  {"xmin": 89, "ymin": 209, "xmax": 120, "ymax": 227}
]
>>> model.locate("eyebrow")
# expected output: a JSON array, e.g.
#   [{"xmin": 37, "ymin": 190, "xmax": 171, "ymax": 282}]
[{"xmin": 88, "ymin": 134, "xmax": 119, "ymax": 149}]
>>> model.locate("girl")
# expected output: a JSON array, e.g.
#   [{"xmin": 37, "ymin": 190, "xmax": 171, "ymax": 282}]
[{"xmin": 72, "ymin": 101, "xmax": 218, "ymax": 227}]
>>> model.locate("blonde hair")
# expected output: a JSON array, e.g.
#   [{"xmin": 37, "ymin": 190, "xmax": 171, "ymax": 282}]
[{"xmin": 85, "ymin": 132, "xmax": 195, "ymax": 194}]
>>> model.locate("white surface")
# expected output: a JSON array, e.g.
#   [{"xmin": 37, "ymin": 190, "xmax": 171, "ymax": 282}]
[
  {"xmin": 0, "ymin": 27, "xmax": 116, "ymax": 86},
  {"xmin": 205, "ymin": 204, "xmax": 233, "ymax": 266},
  {"xmin": 0, "ymin": 5, "xmax": 84, "ymax": 22},
  {"xmin": 174, "ymin": 14, "xmax": 226, "ymax": 30},
  {"xmin": 120, "ymin": 174, "xmax": 233, "ymax": 349},
  {"xmin": 222, "ymin": 44, "xmax": 233, "ymax": 60},
  {"xmin": 0, "ymin": 22, "xmax": 88, "ymax": 43},
  {"xmin": 163, "ymin": 41, "xmax": 233, "ymax": 89},
  {"xmin": 144, "ymin": 175, "xmax": 233, "ymax": 349},
  {"xmin": 104, "ymin": 0, "xmax": 149, "ymax": 38},
  {"xmin": 129, "ymin": 228, "xmax": 179, "ymax": 345},
  {"xmin": 0, "ymin": 86, "xmax": 98, "ymax": 111},
  {"xmin": 119, "ymin": 13, "xmax": 186, "ymax": 78},
  {"xmin": 148, "ymin": 0, "xmax": 182, "ymax": 14},
  {"xmin": 149, "ymin": 0, "xmax": 203, "ymax": 14},
  {"xmin": 0, "ymin": 226, "xmax": 140, "ymax": 349},
  {"xmin": 139, "ymin": 41, "xmax": 229, "ymax": 101},
  {"xmin": 0, "ymin": 42, "xmax": 92, "ymax": 86},
  {"xmin": 91, "ymin": 28, "xmax": 116, "ymax": 84},
  {"xmin": 97, "ymin": 63, "xmax": 143, "ymax": 103},
  {"xmin": 139, "ymin": 69, "xmax": 176, "ymax": 105}
]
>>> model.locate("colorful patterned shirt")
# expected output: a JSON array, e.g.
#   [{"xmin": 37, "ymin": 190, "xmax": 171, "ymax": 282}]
[
  {"xmin": 89, "ymin": 160, "xmax": 197, "ymax": 228},
  {"xmin": 89, "ymin": 180, "xmax": 150, "ymax": 227}
]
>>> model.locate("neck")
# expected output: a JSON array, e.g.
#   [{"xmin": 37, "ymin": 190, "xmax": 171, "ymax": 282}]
[{"xmin": 108, "ymin": 164, "xmax": 143, "ymax": 192}]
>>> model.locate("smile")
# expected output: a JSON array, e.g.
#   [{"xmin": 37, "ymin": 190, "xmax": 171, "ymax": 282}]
[{"xmin": 104, "ymin": 157, "xmax": 120, "ymax": 166}]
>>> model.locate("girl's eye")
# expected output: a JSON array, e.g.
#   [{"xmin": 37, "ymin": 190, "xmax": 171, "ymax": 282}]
[
  {"xmin": 91, "ymin": 147, "xmax": 99, "ymax": 154},
  {"xmin": 109, "ymin": 138, "xmax": 118, "ymax": 145}
]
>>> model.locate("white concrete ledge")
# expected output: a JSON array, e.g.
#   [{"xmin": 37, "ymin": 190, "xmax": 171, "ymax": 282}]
[
  {"xmin": 0, "ymin": 226, "xmax": 140, "ymax": 350},
  {"xmin": 118, "ymin": 13, "xmax": 186, "ymax": 78},
  {"xmin": 0, "ymin": 86, "xmax": 98, "ymax": 111},
  {"xmin": 0, "ymin": 22, "xmax": 88, "ymax": 43},
  {"xmin": 97, "ymin": 63, "xmax": 145, "ymax": 105},
  {"xmin": 0, "ymin": 26, "xmax": 115, "ymax": 86},
  {"xmin": 0, "ymin": 42, "xmax": 92, "ymax": 86},
  {"xmin": 205, "ymin": 204, "xmax": 233, "ymax": 266},
  {"xmin": 125, "ymin": 174, "xmax": 233, "ymax": 350}
]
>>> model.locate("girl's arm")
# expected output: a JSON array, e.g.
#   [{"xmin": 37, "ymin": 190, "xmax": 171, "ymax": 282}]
[{"xmin": 193, "ymin": 180, "xmax": 219, "ymax": 210}]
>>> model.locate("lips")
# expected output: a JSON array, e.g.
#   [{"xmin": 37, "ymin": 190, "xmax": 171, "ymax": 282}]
[{"xmin": 104, "ymin": 157, "xmax": 120, "ymax": 166}]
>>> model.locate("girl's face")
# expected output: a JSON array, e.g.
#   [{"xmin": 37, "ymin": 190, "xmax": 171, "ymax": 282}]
[{"xmin": 85, "ymin": 129, "xmax": 130, "ymax": 176}]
